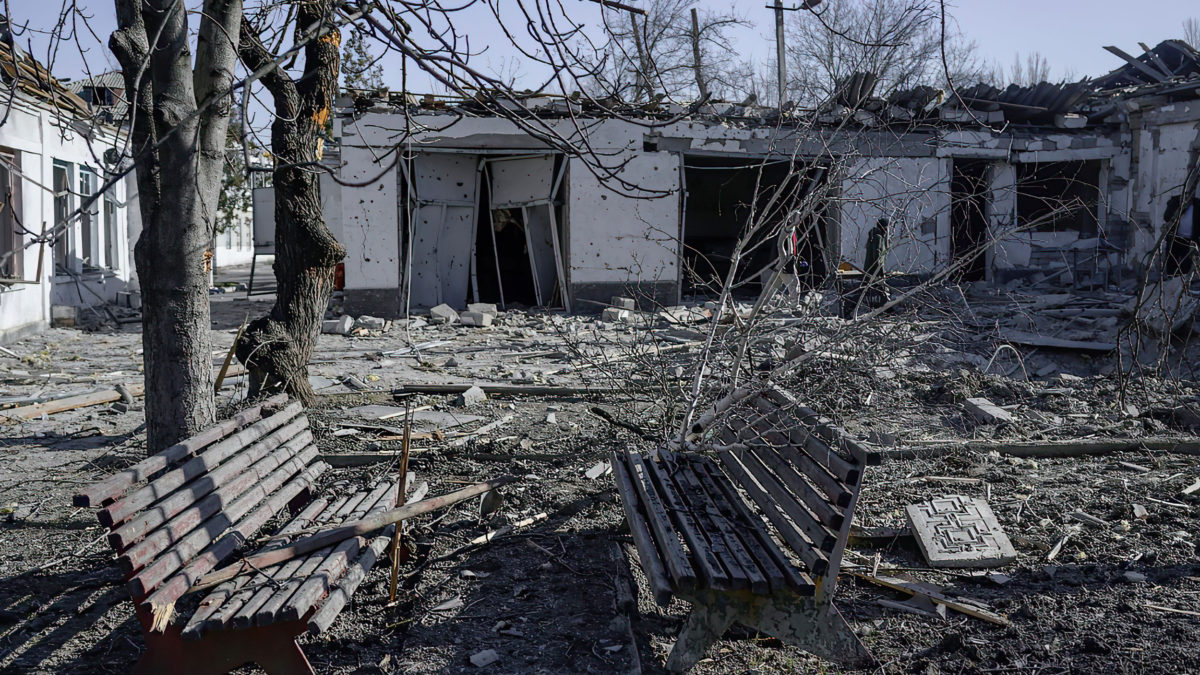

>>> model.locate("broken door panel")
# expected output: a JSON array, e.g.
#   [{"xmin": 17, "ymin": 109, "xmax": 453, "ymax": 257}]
[
  {"xmin": 487, "ymin": 155, "xmax": 567, "ymax": 308},
  {"xmin": 405, "ymin": 153, "xmax": 479, "ymax": 308}
]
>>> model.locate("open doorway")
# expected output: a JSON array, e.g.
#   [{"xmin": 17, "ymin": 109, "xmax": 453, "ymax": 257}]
[
  {"xmin": 950, "ymin": 159, "xmax": 990, "ymax": 282},
  {"xmin": 471, "ymin": 154, "xmax": 568, "ymax": 310},
  {"xmin": 681, "ymin": 156, "xmax": 829, "ymax": 299}
]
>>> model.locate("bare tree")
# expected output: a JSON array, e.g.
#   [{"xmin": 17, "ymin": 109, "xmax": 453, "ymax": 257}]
[
  {"xmin": 109, "ymin": 0, "xmax": 242, "ymax": 451},
  {"xmin": 581, "ymin": 0, "xmax": 748, "ymax": 101},
  {"xmin": 784, "ymin": 0, "xmax": 984, "ymax": 106},
  {"xmin": 986, "ymin": 51, "xmax": 1054, "ymax": 86},
  {"xmin": 1185, "ymin": 18, "xmax": 1200, "ymax": 50}
]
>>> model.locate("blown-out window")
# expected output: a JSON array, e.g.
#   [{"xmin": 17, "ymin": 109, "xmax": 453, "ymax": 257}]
[{"xmin": 1016, "ymin": 160, "xmax": 1101, "ymax": 234}]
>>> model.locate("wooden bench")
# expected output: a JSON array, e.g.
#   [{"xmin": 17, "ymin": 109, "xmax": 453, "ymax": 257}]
[
  {"xmin": 611, "ymin": 385, "xmax": 879, "ymax": 671},
  {"xmin": 73, "ymin": 395, "xmax": 402, "ymax": 675}
]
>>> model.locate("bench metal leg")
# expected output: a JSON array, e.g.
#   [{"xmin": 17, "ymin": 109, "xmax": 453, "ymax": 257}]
[
  {"xmin": 665, "ymin": 599, "xmax": 739, "ymax": 672},
  {"xmin": 668, "ymin": 590, "xmax": 873, "ymax": 672}
]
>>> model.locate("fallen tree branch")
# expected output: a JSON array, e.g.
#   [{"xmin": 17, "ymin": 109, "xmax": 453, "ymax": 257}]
[
  {"xmin": 885, "ymin": 436, "xmax": 1200, "ymax": 460},
  {"xmin": 183, "ymin": 476, "xmax": 519, "ymax": 596}
]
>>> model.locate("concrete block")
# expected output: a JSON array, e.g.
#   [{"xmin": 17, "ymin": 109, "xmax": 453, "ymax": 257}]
[
  {"xmin": 601, "ymin": 307, "xmax": 630, "ymax": 323},
  {"xmin": 50, "ymin": 305, "xmax": 76, "ymax": 328},
  {"xmin": 353, "ymin": 315, "xmax": 387, "ymax": 331},
  {"xmin": 460, "ymin": 311, "xmax": 493, "ymax": 327},
  {"xmin": 466, "ymin": 302, "xmax": 498, "ymax": 317},
  {"xmin": 610, "ymin": 296, "xmax": 636, "ymax": 310},
  {"xmin": 906, "ymin": 495, "xmax": 1016, "ymax": 568},
  {"xmin": 322, "ymin": 315, "xmax": 353, "ymax": 335},
  {"xmin": 964, "ymin": 397, "xmax": 1013, "ymax": 424},
  {"xmin": 429, "ymin": 303, "xmax": 459, "ymax": 324},
  {"xmin": 456, "ymin": 385, "xmax": 487, "ymax": 407}
]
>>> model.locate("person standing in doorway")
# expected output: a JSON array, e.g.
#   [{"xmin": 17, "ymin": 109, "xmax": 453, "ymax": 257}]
[{"xmin": 865, "ymin": 218, "xmax": 889, "ymax": 281}]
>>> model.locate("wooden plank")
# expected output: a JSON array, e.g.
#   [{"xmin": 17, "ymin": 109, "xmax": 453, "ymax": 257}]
[
  {"xmin": 1000, "ymin": 329, "xmax": 1117, "ymax": 353},
  {"xmin": 254, "ymin": 481, "xmax": 392, "ymax": 625},
  {"xmin": 747, "ymin": 398, "xmax": 854, "ymax": 504},
  {"xmin": 758, "ymin": 389, "xmax": 878, "ymax": 468},
  {"xmin": 672, "ymin": 457, "xmax": 766, "ymax": 593},
  {"xmin": 610, "ymin": 452, "xmax": 674, "ymax": 606},
  {"xmin": 100, "ymin": 404, "xmax": 304, "ymax": 527},
  {"xmin": 3, "ymin": 382, "xmax": 145, "ymax": 421},
  {"xmin": 131, "ymin": 453, "xmax": 323, "ymax": 602},
  {"xmin": 196, "ymin": 494, "xmax": 351, "ymax": 636},
  {"xmin": 684, "ymin": 455, "xmax": 799, "ymax": 594},
  {"xmin": 732, "ymin": 446, "xmax": 837, "ymax": 553},
  {"xmin": 747, "ymin": 444, "xmax": 844, "ymax": 531},
  {"xmin": 182, "ymin": 496, "xmax": 332, "ymax": 640},
  {"xmin": 109, "ymin": 425, "xmax": 312, "ymax": 551},
  {"xmin": 642, "ymin": 455, "xmax": 731, "ymax": 590},
  {"xmin": 120, "ymin": 443, "xmax": 317, "ymax": 577},
  {"xmin": 73, "ymin": 395, "xmax": 286, "ymax": 507},
  {"xmin": 116, "ymin": 432, "xmax": 312, "ymax": 564},
  {"xmin": 279, "ymin": 483, "xmax": 398, "ymax": 622},
  {"xmin": 306, "ymin": 528, "xmax": 394, "ymax": 635},
  {"xmin": 623, "ymin": 452, "xmax": 698, "ymax": 591},
  {"xmin": 717, "ymin": 449, "xmax": 828, "ymax": 577}
]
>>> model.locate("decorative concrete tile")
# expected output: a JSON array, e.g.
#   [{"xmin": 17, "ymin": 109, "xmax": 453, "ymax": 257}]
[{"xmin": 905, "ymin": 495, "xmax": 1016, "ymax": 568}]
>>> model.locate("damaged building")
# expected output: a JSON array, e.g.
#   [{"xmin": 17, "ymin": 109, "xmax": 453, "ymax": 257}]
[{"xmin": 329, "ymin": 40, "xmax": 1200, "ymax": 317}]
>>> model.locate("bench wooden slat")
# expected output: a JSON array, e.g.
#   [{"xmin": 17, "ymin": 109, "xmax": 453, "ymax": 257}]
[
  {"xmin": 717, "ymin": 449, "xmax": 829, "ymax": 577},
  {"xmin": 624, "ymin": 452, "xmax": 698, "ymax": 591},
  {"xmin": 278, "ymin": 483, "xmax": 397, "ymax": 623},
  {"xmin": 690, "ymin": 455, "xmax": 814, "ymax": 595},
  {"xmin": 746, "ymin": 443, "xmax": 845, "ymax": 531},
  {"xmin": 254, "ymin": 482, "xmax": 394, "ymax": 626},
  {"xmin": 731, "ymin": 446, "xmax": 837, "ymax": 553},
  {"xmin": 182, "ymin": 497, "xmax": 332, "ymax": 640},
  {"xmin": 747, "ymin": 401, "xmax": 861, "ymax": 486},
  {"xmin": 71, "ymin": 394, "xmax": 287, "ymax": 507},
  {"xmin": 136, "ymin": 456, "xmax": 327, "ymax": 608},
  {"xmin": 305, "ymin": 526, "xmax": 394, "ymax": 635},
  {"xmin": 760, "ymin": 389, "xmax": 880, "ymax": 466},
  {"xmin": 610, "ymin": 452, "xmax": 674, "ymax": 607},
  {"xmin": 100, "ymin": 403, "xmax": 304, "ymax": 527},
  {"xmin": 230, "ymin": 490, "xmax": 370, "ymax": 629},
  {"xmin": 195, "ymin": 495, "xmax": 350, "ymax": 636},
  {"xmin": 121, "ymin": 440, "xmax": 317, "ymax": 578},
  {"xmin": 110, "ymin": 426, "xmax": 313, "ymax": 553},
  {"xmin": 672, "ymin": 458, "xmax": 767, "ymax": 594},
  {"xmin": 745, "ymin": 399, "xmax": 855, "ymax": 505},
  {"xmin": 642, "ymin": 454, "xmax": 732, "ymax": 590}
]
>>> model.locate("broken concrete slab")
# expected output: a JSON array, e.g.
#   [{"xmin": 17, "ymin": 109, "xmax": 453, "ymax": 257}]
[
  {"xmin": 1000, "ymin": 329, "xmax": 1117, "ymax": 352},
  {"xmin": 456, "ymin": 385, "xmax": 487, "ymax": 407},
  {"xmin": 906, "ymin": 495, "xmax": 1017, "ymax": 568},
  {"xmin": 610, "ymin": 296, "xmax": 636, "ymax": 310},
  {"xmin": 460, "ymin": 311, "xmax": 494, "ymax": 327},
  {"xmin": 964, "ymin": 397, "xmax": 1014, "ymax": 424},
  {"xmin": 466, "ymin": 303, "xmax": 498, "ymax": 318},
  {"xmin": 470, "ymin": 649, "xmax": 499, "ymax": 668},
  {"xmin": 353, "ymin": 315, "xmax": 387, "ymax": 331},
  {"xmin": 430, "ymin": 304, "xmax": 460, "ymax": 324},
  {"xmin": 601, "ymin": 307, "xmax": 630, "ymax": 323},
  {"xmin": 349, "ymin": 404, "xmax": 407, "ymax": 421},
  {"xmin": 322, "ymin": 315, "xmax": 354, "ymax": 335}
]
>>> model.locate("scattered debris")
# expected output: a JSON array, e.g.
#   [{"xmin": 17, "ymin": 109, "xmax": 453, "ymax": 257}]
[
  {"xmin": 456, "ymin": 386, "xmax": 487, "ymax": 408},
  {"xmin": 322, "ymin": 315, "xmax": 354, "ymax": 335},
  {"xmin": 964, "ymin": 397, "xmax": 1014, "ymax": 424}
]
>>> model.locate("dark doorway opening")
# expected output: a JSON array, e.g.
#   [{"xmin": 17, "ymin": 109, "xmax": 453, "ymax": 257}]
[
  {"xmin": 473, "ymin": 178, "xmax": 537, "ymax": 307},
  {"xmin": 951, "ymin": 159, "xmax": 990, "ymax": 282},
  {"xmin": 681, "ymin": 156, "xmax": 829, "ymax": 299}
]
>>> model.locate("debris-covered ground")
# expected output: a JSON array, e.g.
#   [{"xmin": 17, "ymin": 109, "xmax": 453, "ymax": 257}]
[{"xmin": 1, "ymin": 275, "xmax": 1199, "ymax": 674}]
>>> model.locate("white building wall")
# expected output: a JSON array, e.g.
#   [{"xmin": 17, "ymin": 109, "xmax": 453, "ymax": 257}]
[
  {"xmin": 839, "ymin": 156, "xmax": 949, "ymax": 274},
  {"xmin": 339, "ymin": 114, "xmax": 400, "ymax": 315},
  {"xmin": 0, "ymin": 93, "xmax": 131, "ymax": 340}
]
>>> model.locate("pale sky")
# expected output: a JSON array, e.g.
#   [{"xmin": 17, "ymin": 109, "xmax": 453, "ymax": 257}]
[{"xmin": 13, "ymin": 0, "xmax": 1200, "ymax": 91}]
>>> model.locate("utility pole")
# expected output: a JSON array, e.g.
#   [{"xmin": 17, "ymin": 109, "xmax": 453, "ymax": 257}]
[
  {"xmin": 773, "ymin": 0, "xmax": 786, "ymax": 111},
  {"xmin": 690, "ymin": 8, "xmax": 708, "ymax": 101}
]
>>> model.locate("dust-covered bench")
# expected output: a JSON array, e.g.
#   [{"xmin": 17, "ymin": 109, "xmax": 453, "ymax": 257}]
[
  {"xmin": 73, "ymin": 395, "xmax": 401, "ymax": 675},
  {"xmin": 611, "ymin": 385, "xmax": 879, "ymax": 671}
]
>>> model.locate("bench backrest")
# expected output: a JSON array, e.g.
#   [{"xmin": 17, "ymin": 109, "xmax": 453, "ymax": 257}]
[
  {"xmin": 685, "ymin": 385, "xmax": 877, "ymax": 599},
  {"xmin": 73, "ymin": 394, "xmax": 329, "ymax": 623}
]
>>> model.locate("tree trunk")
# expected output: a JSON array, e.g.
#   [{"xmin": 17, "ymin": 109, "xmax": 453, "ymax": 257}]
[
  {"xmin": 111, "ymin": 0, "xmax": 242, "ymax": 452},
  {"xmin": 235, "ymin": 2, "xmax": 345, "ymax": 404}
]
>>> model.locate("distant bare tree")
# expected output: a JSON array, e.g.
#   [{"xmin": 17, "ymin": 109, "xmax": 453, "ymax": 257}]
[
  {"xmin": 582, "ymin": 0, "xmax": 748, "ymax": 102},
  {"xmin": 1185, "ymin": 18, "xmax": 1200, "ymax": 50},
  {"xmin": 784, "ymin": 0, "xmax": 984, "ymax": 107},
  {"xmin": 987, "ymin": 51, "xmax": 1054, "ymax": 86}
]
